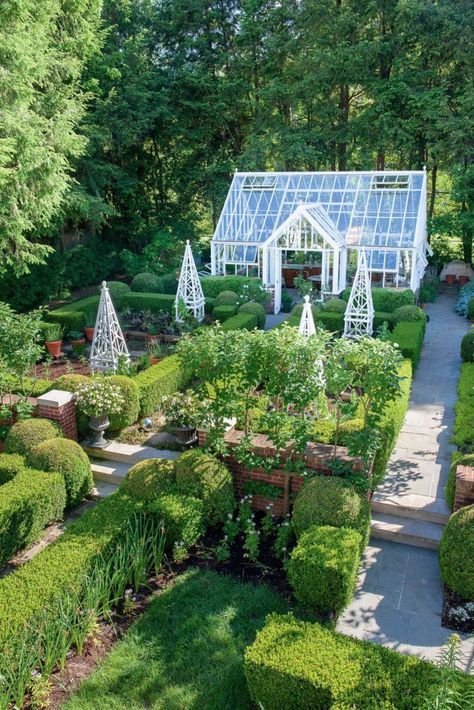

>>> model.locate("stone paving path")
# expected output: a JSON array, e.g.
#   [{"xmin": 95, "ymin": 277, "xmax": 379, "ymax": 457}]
[{"xmin": 338, "ymin": 295, "xmax": 474, "ymax": 671}]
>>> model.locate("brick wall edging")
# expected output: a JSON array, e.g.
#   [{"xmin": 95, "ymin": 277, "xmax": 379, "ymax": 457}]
[{"xmin": 454, "ymin": 464, "xmax": 474, "ymax": 511}]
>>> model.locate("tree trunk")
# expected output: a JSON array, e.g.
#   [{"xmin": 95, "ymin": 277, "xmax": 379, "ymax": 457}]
[{"xmin": 428, "ymin": 163, "xmax": 437, "ymax": 223}]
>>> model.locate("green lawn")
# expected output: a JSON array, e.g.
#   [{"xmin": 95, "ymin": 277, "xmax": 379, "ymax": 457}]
[{"xmin": 65, "ymin": 569, "xmax": 288, "ymax": 710}]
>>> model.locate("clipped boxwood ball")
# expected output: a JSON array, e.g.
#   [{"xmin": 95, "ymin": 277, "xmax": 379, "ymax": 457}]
[
  {"xmin": 5, "ymin": 418, "xmax": 62, "ymax": 457},
  {"xmin": 131, "ymin": 272, "xmax": 163, "ymax": 293},
  {"xmin": 121, "ymin": 458, "xmax": 175, "ymax": 501},
  {"xmin": 440, "ymin": 505, "xmax": 474, "ymax": 600},
  {"xmin": 27, "ymin": 438, "xmax": 92, "ymax": 507},
  {"xmin": 460, "ymin": 331, "xmax": 474, "ymax": 362},
  {"xmin": 393, "ymin": 305, "xmax": 426, "ymax": 323},
  {"xmin": 106, "ymin": 375, "xmax": 140, "ymax": 431},
  {"xmin": 215, "ymin": 290, "xmax": 239, "ymax": 306},
  {"xmin": 174, "ymin": 449, "xmax": 235, "ymax": 524},
  {"xmin": 238, "ymin": 302, "xmax": 266, "ymax": 329},
  {"xmin": 292, "ymin": 476, "xmax": 370, "ymax": 548},
  {"xmin": 105, "ymin": 281, "xmax": 131, "ymax": 308},
  {"xmin": 323, "ymin": 298, "xmax": 347, "ymax": 314}
]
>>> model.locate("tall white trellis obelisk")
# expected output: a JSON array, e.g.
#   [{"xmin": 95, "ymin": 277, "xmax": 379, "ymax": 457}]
[
  {"xmin": 298, "ymin": 295, "xmax": 316, "ymax": 337},
  {"xmin": 89, "ymin": 281, "xmax": 130, "ymax": 373},
  {"xmin": 175, "ymin": 240, "xmax": 205, "ymax": 322},
  {"xmin": 343, "ymin": 249, "xmax": 374, "ymax": 338}
]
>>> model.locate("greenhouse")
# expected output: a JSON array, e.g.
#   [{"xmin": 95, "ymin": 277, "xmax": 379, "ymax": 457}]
[{"xmin": 211, "ymin": 170, "xmax": 429, "ymax": 313}]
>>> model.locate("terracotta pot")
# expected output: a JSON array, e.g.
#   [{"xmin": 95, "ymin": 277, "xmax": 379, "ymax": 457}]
[
  {"xmin": 71, "ymin": 338, "xmax": 86, "ymax": 356},
  {"xmin": 84, "ymin": 327, "xmax": 95, "ymax": 341},
  {"xmin": 149, "ymin": 356, "xmax": 162, "ymax": 366},
  {"xmin": 446, "ymin": 274, "xmax": 456, "ymax": 285},
  {"xmin": 45, "ymin": 340, "xmax": 62, "ymax": 358},
  {"xmin": 458, "ymin": 275, "xmax": 469, "ymax": 286}
]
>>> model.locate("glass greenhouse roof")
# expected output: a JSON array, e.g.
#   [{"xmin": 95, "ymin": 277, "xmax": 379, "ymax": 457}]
[{"xmin": 213, "ymin": 171, "xmax": 425, "ymax": 253}]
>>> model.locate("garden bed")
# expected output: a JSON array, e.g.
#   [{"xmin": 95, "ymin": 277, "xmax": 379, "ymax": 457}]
[{"xmin": 442, "ymin": 585, "xmax": 474, "ymax": 634}]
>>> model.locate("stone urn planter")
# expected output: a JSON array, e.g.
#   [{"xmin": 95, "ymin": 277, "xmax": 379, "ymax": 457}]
[
  {"xmin": 88, "ymin": 414, "xmax": 110, "ymax": 448},
  {"xmin": 172, "ymin": 426, "xmax": 197, "ymax": 446}
]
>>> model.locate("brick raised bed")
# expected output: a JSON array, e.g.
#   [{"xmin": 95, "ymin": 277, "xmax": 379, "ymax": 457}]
[
  {"xmin": 454, "ymin": 465, "xmax": 474, "ymax": 511},
  {"xmin": 198, "ymin": 427, "xmax": 368, "ymax": 516}
]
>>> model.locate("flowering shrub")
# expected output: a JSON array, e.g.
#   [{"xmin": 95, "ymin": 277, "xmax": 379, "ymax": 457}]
[
  {"xmin": 161, "ymin": 392, "xmax": 202, "ymax": 428},
  {"xmin": 75, "ymin": 379, "xmax": 125, "ymax": 418}
]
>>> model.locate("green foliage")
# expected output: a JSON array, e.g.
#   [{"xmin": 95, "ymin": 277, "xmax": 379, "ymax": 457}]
[
  {"xmin": 27, "ymin": 438, "xmax": 93, "ymax": 508},
  {"xmin": 214, "ymin": 290, "xmax": 239, "ymax": 306},
  {"xmin": 120, "ymin": 459, "xmax": 175, "ymax": 501},
  {"xmin": 280, "ymin": 289, "xmax": 293, "ymax": 312},
  {"xmin": 0, "ymin": 303, "xmax": 44, "ymax": 389},
  {"xmin": 244, "ymin": 613, "xmax": 450, "ymax": 709},
  {"xmin": 174, "ymin": 449, "xmax": 235, "ymax": 525},
  {"xmin": 160, "ymin": 271, "xmax": 178, "ymax": 294},
  {"xmin": 105, "ymin": 281, "xmax": 130, "ymax": 308},
  {"xmin": 238, "ymin": 302, "xmax": 266, "ymax": 329},
  {"xmin": 133, "ymin": 354, "xmax": 190, "ymax": 416},
  {"xmin": 460, "ymin": 331, "xmax": 474, "ymax": 362},
  {"xmin": 47, "ymin": 296, "xmax": 100, "ymax": 331},
  {"xmin": 446, "ymin": 453, "xmax": 474, "ymax": 510},
  {"xmin": 440, "ymin": 505, "xmax": 474, "ymax": 600},
  {"xmin": 106, "ymin": 375, "xmax": 140, "ymax": 431},
  {"xmin": 5, "ymin": 418, "xmax": 62, "ymax": 457},
  {"xmin": 212, "ymin": 304, "xmax": 238, "ymax": 322},
  {"xmin": 0, "ymin": 453, "xmax": 26, "ymax": 485},
  {"xmin": 371, "ymin": 359, "xmax": 412, "ymax": 487},
  {"xmin": 221, "ymin": 312, "xmax": 258, "ymax": 331},
  {"xmin": 121, "ymin": 292, "xmax": 175, "ymax": 315},
  {"xmin": 0, "ymin": 467, "xmax": 66, "ymax": 566},
  {"xmin": 316, "ymin": 311, "xmax": 344, "ymax": 333},
  {"xmin": 323, "ymin": 298, "xmax": 347, "ymax": 313},
  {"xmin": 201, "ymin": 277, "xmax": 268, "ymax": 304},
  {"xmin": 342, "ymin": 288, "xmax": 415, "ymax": 313},
  {"xmin": 286, "ymin": 525, "xmax": 362, "ymax": 615},
  {"xmin": 468, "ymin": 299, "xmax": 474, "ymax": 320},
  {"xmin": 293, "ymin": 476, "xmax": 370, "ymax": 549},
  {"xmin": 453, "ymin": 364, "xmax": 474, "ymax": 451},
  {"xmin": 393, "ymin": 305, "xmax": 427, "ymax": 323},
  {"xmin": 388, "ymin": 321, "xmax": 425, "ymax": 369},
  {"xmin": 372, "ymin": 312, "xmax": 395, "ymax": 331},
  {"xmin": 148, "ymin": 494, "xmax": 204, "ymax": 560},
  {"xmin": 419, "ymin": 284, "xmax": 438, "ymax": 304},
  {"xmin": 131, "ymin": 272, "xmax": 164, "ymax": 293},
  {"xmin": 204, "ymin": 297, "xmax": 216, "ymax": 315},
  {"xmin": 309, "ymin": 418, "xmax": 364, "ymax": 446}
]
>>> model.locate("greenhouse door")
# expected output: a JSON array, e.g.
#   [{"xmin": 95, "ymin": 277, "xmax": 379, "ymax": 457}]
[{"xmin": 274, "ymin": 248, "xmax": 282, "ymax": 313}]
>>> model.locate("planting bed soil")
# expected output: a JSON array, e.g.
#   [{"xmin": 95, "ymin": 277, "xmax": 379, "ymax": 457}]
[
  {"xmin": 442, "ymin": 585, "xmax": 474, "ymax": 634},
  {"xmin": 34, "ymin": 359, "xmax": 91, "ymax": 379}
]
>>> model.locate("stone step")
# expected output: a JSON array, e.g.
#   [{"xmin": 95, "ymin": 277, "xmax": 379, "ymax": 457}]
[
  {"xmin": 90, "ymin": 480, "xmax": 120, "ymax": 499},
  {"xmin": 371, "ymin": 493, "xmax": 450, "ymax": 525},
  {"xmin": 91, "ymin": 460, "xmax": 131, "ymax": 485},
  {"xmin": 370, "ymin": 513, "xmax": 444, "ymax": 550},
  {"xmin": 83, "ymin": 441, "xmax": 180, "ymax": 465}
]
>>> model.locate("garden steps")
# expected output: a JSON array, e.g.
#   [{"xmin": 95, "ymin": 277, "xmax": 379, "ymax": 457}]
[
  {"xmin": 90, "ymin": 480, "xmax": 120, "ymax": 499},
  {"xmin": 370, "ymin": 513, "xmax": 443, "ymax": 550},
  {"xmin": 371, "ymin": 493, "xmax": 450, "ymax": 525},
  {"xmin": 82, "ymin": 441, "xmax": 180, "ymax": 465},
  {"xmin": 90, "ymin": 460, "xmax": 131, "ymax": 485}
]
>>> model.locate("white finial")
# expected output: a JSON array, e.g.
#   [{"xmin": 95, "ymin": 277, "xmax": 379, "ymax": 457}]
[
  {"xmin": 175, "ymin": 240, "xmax": 205, "ymax": 323},
  {"xmin": 90, "ymin": 281, "xmax": 130, "ymax": 373},
  {"xmin": 343, "ymin": 249, "xmax": 374, "ymax": 338},
  {"xmin": 101, "ymin": 280, "xmax": 107, "ymax": 288},
  {"xmin": 298, "ymin": 295, "xmax": 316, "ymax": 337},
  {"xmin": 304, "ymin": 294, "xmax": 310, "ymax": 303}
]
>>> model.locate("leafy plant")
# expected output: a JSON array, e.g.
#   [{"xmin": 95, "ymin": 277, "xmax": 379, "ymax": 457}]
[
  {"xmin": 161, "ymin": 391, "xmax": 202, "ymax": 429},
  {"xmin": 75, "ymin": 379, "xmax": 126, "ymax": 418}
]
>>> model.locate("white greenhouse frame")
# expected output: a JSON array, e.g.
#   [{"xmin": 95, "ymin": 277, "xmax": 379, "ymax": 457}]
[{"xmin": 211, "ymin": 170, "xmax": 428, "ymax": 314}]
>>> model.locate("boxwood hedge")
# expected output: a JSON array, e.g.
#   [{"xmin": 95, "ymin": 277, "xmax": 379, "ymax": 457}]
[
  {"xmin": 174, "ymin": 449, "xmax": 235, "ymax": 525},
  {"xmin": 452, "ymin": 363, "xmax": 474, "ymax": 452},
  {"xmin": 121, "ymin": 292, "xmax": 175, "ymax": 315},
  {"xmin": 0, "ymin": 453, "xmax": 25, "ymax": 485},
  {"xmin": 0, "ymin": 467, "xmax": 66, "ymax": 566},
  {"xmin": 46, "ymin": 295, "xmax": 100, "ymax": 331},
  {"xmin": 212, "ymin": 304, "xmax": 238, "ymax": 322},
  {"xmin": 5, "ymin": 418, "xmax": 62, "ymax": 457},
  {"xmin": 148, "ymin": 493, "xmax": 204, "ymax": 560},
  {"xmin": 341, "ymin": 287, "xmax": 415, "ymax": 313},
  {"xmin": 221, "ymin": 312, "xmax": 258, "ymax": 331},
  {"xmin": 133, "ymin": 354, "xmax": 191, "ymax": 416},
  {"xmin": 27, "ymin": 438, "xmax": 93, "ymax": 508},
  {"xmin": 286, "ymin": 525, "xmax": 362, "ymax": 615},
  {"xmin": 388, "ymin": 321, "xmax": 425, "ymax": 369},
  {"xmin": 244, "ymin": 613, "xmax": 449, "ymax": 709},
  {"xmin": 440, "ymin": 504, "xmax": 474, "ymax": 600}
]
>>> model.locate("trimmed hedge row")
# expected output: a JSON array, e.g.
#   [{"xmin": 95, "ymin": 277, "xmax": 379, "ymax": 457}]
[
  {"xmin": 372, "ymin": 358, "xmax": 412, "ymax": 487},
  {"xmin": 341, "ymin": 286, "xmax": 415, "ymax": 312},
  {"xmin": 238, "ymin": 302, "xmax": 266, "ymax": 328},
  {"xmin": 388, "ymin": 321, "xmax": 425, "ymax": 369},
  {"xmin": 440, "ymin": 504, "xmax": 474, "ymax": 600},
  {"xmin": 286, "ymin": 525, "xmax": 362, "ymax": 615},
  {"xmin": 47, "ymin": 295, "xmax": 100, "ymax": 331},
  {"xmin": 121, "ymin": 292, "xmax": 175, "ymax": 314},
  {"xmin": 245, "ymin": 613, "xmax": 449, "ymax": 709},
  {"xmin": 0, "ymin": 453, "xmax": 25, "ymax": 485},
  {"xmin": 0, "ymin": 467, "xmax": 66, "ymax": 566},
  {"xmin": 221, "ymin": 311, "xmax": 258, "ymax": 331},
  {"xmin": 212, "ymin": 304, "xmax": 238, "ymax": 322},
  {"xmin": 133, "ymin": 354, "xmax": 191, "ymax": 416},
  {"xmin": 5, "ymin": 418, "xmax": 62, "ymax": 457},
  {"xmin": 452, "ymin": 363, "xmax": 474, "ymax": 452},
  {"xmin": 201, "ymin": 275, "xmax": 265, "ymax": 299}
]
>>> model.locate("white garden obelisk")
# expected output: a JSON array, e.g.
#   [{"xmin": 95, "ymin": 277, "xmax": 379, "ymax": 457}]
[
  {"xmin": 343, "ymin": 249, "xmax": 374, "ymax": 338},
  {"xmin": 89, "ymin": 281, "xmax": 130, "ymax": 373},
  {"xmin": 298, "ymin": 295, "xmax": 316, "ymax": 337},
  {"xmin": 175, "ymin": 240, "xmax": 205, "ymax": 322}
]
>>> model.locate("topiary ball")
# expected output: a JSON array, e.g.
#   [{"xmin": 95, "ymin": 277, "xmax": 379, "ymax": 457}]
[
  {"xmin": 174, "ymin": 449, "xmax": 235, "ymax": 524},
  {"xmin": 121, "ymin": 458, "xmax": 175, "ymax": 501},
  {"xmin": 105, "ymin": 281, "xmax": 131, "ymax": 308},
  {"xmin": 5, "ymin": 418, "xmax": 62, "ymax": 457},
  {"xmin": 323, "ymin": 298, "xmax": 347, "ymax": 314},
  {"xmin": 106, "ymin": 375, "xmax": 140, "ymax": 431},
  {"xmin": 215, "ymin": 290, "xmax": 239, "ymax": 306},
  {"xmin": 440, "ymin": 505, "xmax": 474, "ymax": 600},
  {"xmin": 27, "ymin": 437, "xmax": 92, "ymax": 507},
  {"xmin": 292, "ymin": 476, "xmax": 370, "ymax": 548},
  {"xmin": 393, "ymin": 305, "xmax": 426, "ymax": 323},
  {"xmin": 131, "ymin": 272, "xmax": 164, "ymax": 293},
  {"xmin": 238, "ymin": 302, "xmax": 266, "ymax": 329},
  {"xmin": 0, "ymin": 452, "xmax": 26, "ymax": 484},
  {"xmin": 460, "ymin": 331, "xmax": 474, "ymax": 362}
]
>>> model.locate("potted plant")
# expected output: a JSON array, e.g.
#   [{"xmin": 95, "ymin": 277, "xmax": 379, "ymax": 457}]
[
  {"xmin": 75, "ymin": 379, "xmax": 125, "ymax": 448},
  {"xmin": 83, "ymin": 308, "xmax": 96, "ymax": 341},
  {"xmin": 446, "ymin": 274, "xmax": 456, "ymax": 285},
  {"xmin": 44, "ymin": 323, "xmax": 63, "ymax": 358},
  {"xmin": 147, "ymin": 341, "xmax": 167, "ymax": 365},
  {"xmin": 161, "ymin": 392, "xmax": 201, "ymax": 445},
  {"xmin": 68, "ymin": 330, "xmax": 86, "ymax": 356}
]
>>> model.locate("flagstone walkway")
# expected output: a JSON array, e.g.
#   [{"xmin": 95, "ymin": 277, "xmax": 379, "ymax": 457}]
[{"xmin": 337, "ymin": 295, "xmax": 474, "ymax": 671}]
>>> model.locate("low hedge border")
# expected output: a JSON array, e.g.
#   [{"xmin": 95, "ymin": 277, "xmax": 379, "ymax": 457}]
[
  {"xmin": 212, "ymin": 304, "xmax": 238, "ymax": 322},
  {"xmin": 440, "ymin": 504, "xmax": 474, "ymax": 600},
  {"xmin": 121, "ymin": 292, "xmax": 175, "ymax": 315},
  {"xmin": 133, "ymin": 354, "xmax": 191, "ymax": 416},
  {"xmin": 244, "ymin": 613, "xmax": 452, "ymax": 709},
  {"xmin": 388, "ymin": 321, "xmax": 425, "ymax": 369},
  {"xmin": 452, "ymin": 363, "xmax": 474, "ymax": 452},
  {"xmin": 0, "ymin": 467, "xmax": 66, "ymax": 566},
  {"xmin": 221, "ymin": 312, "xmax": 258, "ymax": 331},
  {"xmin": 342, "ymin": 287, "xmax": 415, "ymax": 312},
  {"xmin": 46, "ymin": 295, "xmax": 100, "ymax": 331},
  {"xmin": 0, "ymin": 453, "xmax": 25, "ymax": 485}
]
